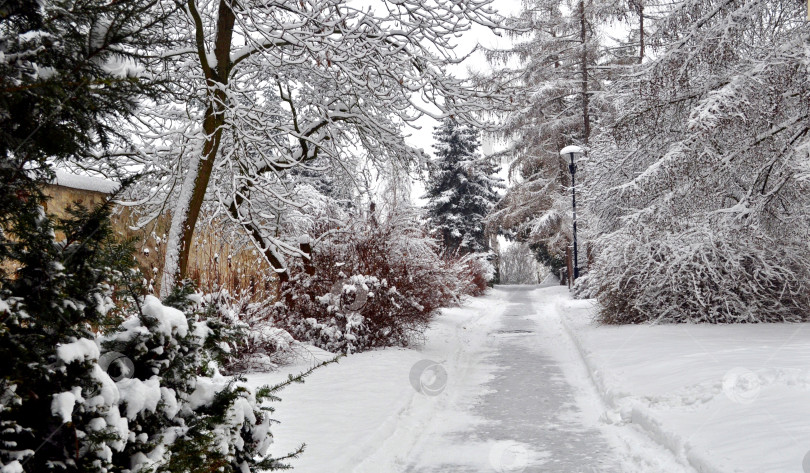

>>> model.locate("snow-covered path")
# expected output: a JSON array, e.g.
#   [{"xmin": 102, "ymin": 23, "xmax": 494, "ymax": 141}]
[
  {"xmin": 249, "ymin": 286, "xmax": 696, "ymax": 472},
  {"xmin": 401, "ymin": 285, "xmax": 620, "ymax": 472}
]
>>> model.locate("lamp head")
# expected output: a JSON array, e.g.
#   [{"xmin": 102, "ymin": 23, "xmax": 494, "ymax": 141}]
[{"xmin": 559, "ymin": 145, "xmax": 584, "ymax": 160}]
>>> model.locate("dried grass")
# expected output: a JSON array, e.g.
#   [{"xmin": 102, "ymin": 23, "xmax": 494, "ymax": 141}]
[{"xmin": 112, "ymin": 210, "xmax": 279, "ymax": 303}]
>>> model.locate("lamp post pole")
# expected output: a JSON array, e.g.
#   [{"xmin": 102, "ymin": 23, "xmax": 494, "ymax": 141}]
[
  {"xmin": 568, "ymin": 152, "xmax": 579, "ymax": 280},
  {"xmin": 560, "ymin": 145, "xmax": 583, "ymax": 281}
]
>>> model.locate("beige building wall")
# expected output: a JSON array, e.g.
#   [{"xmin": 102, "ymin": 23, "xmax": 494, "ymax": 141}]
[
  {"xmin": 7, "ymin": 175, "xmax": 277, "ymax": 300},
  {"xmin": 43, "ymin": 184, "xmax": 110, "ymax": 218}
]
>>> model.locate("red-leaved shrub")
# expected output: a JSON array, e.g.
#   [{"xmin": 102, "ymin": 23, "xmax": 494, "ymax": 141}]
[{"xmin": 273, "ymin": 207, "xmax": 470, "ymax": 353}]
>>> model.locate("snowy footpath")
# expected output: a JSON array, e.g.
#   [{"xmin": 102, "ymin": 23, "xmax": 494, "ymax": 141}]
[{"xmin": 247, "ymin": 286, "xmax": 810, "ymax": 472}]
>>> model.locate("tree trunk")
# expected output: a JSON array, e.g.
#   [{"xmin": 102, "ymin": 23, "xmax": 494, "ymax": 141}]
[
  {"xmin": 579, "ymin": 0, "xmax": 590, "ymax": 145},
  {"xmin": 160, "ymin": 0, "xmax": 235, "ymax": 296},
  {"xmin": 638, "ymin": 1, "xmax": 645, "ymax": 64}
]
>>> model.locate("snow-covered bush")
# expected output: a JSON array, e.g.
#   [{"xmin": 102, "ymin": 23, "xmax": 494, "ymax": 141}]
[
  {"xmin": 0, "ymin": 200, "xmax": 136, "ymax": 473},
  {"xmin": 452, "ymin": 253, "xmax": 494, "ymax": 296},
  {"xmin": 275, "ymin": 207, "xmax": 463, "ymax": 353},
  {"xmin": 197, "ymin": 288, "xmax": 298, "ymax": 374},
  {"xmin": 0, "ymin": 198, "xmax": 300, "ymax": 472},
  {"xmin": 101, "ymin": 286, "xmax": 296, "ymax": 473},
  {"xmin": 592, "ymin": 226, "xmax": 810, "ymax": 324},
  {"xmin": 570, "ymin": 273, "xmax": 596, "ymax": 300}
]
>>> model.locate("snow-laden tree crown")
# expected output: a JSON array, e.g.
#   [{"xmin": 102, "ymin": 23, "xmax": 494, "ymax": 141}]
[{"xmin": 74, "ymin": 0, "xmax": 515, "ymax": 295}]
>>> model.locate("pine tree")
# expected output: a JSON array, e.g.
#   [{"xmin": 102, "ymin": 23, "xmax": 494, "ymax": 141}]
[
  {"xmin": 0, "ymin": 1, "xmax": 294, "ymax": 470},
  {"xmin": 0, "ymin": 0, "xmax": 173, "ymax": 169},
  {"xmin": 0, "ymin": 0, "xmax": 173, "ymax": 296},
  {"xmin": 1, "ymin": 3, "xmax": 172, "ymax": 466},
  {"xmin": 104, "ymin": 282, "xmax": 301, "ymax": 472},
  {"xmin": 424, "ymin": 119, "xmax": 502, "ymax": 257},
  {"xmin": 0, "ymin": 208, "xmax": 302, "ymax": 472}
]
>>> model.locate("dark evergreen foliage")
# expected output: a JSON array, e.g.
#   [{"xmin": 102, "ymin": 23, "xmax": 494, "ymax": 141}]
[
  {"xmin": 0, "ymin": 199, "xmax": 298, "ymax": 472},
  {"xmin": 529, "ymin": 241, "xmax": 566, "ymax": 275},
  {"xmin": 0, "ymin": 1, "xmax": 293, "ymax": 470},
  {"xmin": 0, "ymin": 197, "xmax": 135, "ymax": 472},
  {"xmin": 424, "ymin": 119, "xmax": 502, "ymax": 256},
  {"xmin": 103, "ymin": 282, "xmax": 298, "ymax": 472},
  {"xmin": 0, "ymin": 0, "xmax": 175, "ymax": 168}
]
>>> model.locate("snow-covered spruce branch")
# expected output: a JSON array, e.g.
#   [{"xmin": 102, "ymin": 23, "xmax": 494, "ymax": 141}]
[{"xmin": 257, "ymin": 355, "xmax": 344, "ymax": 401}]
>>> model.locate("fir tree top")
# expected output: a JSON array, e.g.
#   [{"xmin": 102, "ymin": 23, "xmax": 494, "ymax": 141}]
[{"xmin": 424, "ymin": 119, "xmax": 502, "ymax": 256}]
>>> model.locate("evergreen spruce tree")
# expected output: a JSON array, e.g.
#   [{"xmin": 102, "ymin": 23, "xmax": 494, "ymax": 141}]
[
  {"xmin": 0, "ymin": 198, "xmax": 137, "ymax": 472},
  {"xmin": 0, "ymin": 0, "xmax": 167, "ymax": 462},
  {"xmin": 1, "ymin": 0, "xmax": 174, "ymax": 285},
  {"xmin": 0, "ymin": 0, "xmax": 173, "ymax": 169},
  {"xmin": 103, "ymin": 282, "xmax": 304, "ymax": 472},
  {"xmin": 424, "ymin": 119, "xmax": 502, "ymax": 257},
  {"xmin": 0, "ymin": 2, "xmax": 293, "ymax": 471},
  {"xmin": 0, "ymin": 201, "xmax": 302, "ymax": 472}
]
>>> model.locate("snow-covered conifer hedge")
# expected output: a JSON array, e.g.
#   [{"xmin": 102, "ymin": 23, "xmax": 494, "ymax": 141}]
[{"xmin": 0, "ymin": 203, "xmax": 299, "ymax": 473}]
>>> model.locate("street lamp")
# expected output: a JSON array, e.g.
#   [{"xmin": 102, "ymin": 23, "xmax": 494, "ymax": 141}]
[{"xmin": 560, "ymin": 145, "xmax": 584, "ymax": 280}]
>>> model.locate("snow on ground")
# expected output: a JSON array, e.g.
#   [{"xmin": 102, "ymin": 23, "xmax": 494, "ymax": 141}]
[
  {"xmin": 246, "ymin": 286, "xmax": 705, "ymax": 472},
  {"xmin": 247, "ymin": 285, "xmax": 810, "ymax": 472},
  {"xmin": 245, "ymin": 294, "xmax": 505, "ymax": 472},
  {"xmin": 561, "ymin": 293, "xmax": 810, "ymax": 473}
]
